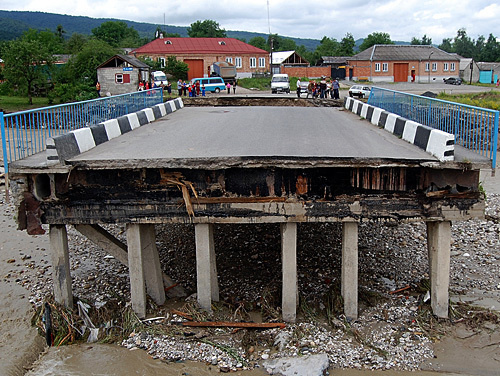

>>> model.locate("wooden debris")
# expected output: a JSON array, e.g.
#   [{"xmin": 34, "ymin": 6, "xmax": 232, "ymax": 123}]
[
  {"xmin": 171, "ymin": 309, "xmax": 193, "ymax": 321},
  {"xmin": 181, "ymin": 321, "xmax": 286, "ymax": 329},
  {"xmin": 389, "ymin": 285, "xmax": 411, "ymax": 295}
]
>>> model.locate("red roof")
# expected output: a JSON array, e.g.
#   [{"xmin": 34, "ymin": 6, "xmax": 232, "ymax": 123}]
[{"xmin": 132, "ymin": 38, "xmax": 268, "ymax": 55}]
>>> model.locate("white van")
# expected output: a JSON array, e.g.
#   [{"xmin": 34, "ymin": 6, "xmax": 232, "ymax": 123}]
[
  {"xmin": 271, "ymin": 74, "xmax": 290, "ymax": 94},
  {"xmin": 152, "ymin": 71, "xmax": 168, "ymax": 87}
]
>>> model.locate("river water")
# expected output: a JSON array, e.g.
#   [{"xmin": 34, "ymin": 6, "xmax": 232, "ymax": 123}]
[{"xmin": 25, "ymin": 343, "xmax": 471, "ymax": 376}]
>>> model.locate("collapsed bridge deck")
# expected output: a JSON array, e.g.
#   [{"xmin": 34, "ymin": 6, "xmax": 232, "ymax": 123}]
[{"xmin": 10, "ymin": 105, "xmax": 486, "ymax": 322}]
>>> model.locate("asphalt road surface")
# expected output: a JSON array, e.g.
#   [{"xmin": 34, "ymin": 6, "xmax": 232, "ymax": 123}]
[{"xmin": 69, "ymin": 106, "xmax": 436, "ymax": 169}]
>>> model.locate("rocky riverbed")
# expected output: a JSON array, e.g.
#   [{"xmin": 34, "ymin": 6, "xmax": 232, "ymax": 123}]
[{"xmin": 2, "ymin": 191, "xmax": 500, "ymax": 375}]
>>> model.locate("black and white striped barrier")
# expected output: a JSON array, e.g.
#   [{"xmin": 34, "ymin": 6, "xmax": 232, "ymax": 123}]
[
  {"xmin": 344, "ymin": 97, "xmax": 454, "ymax": 162},
  {"xmin": 47, "ymin": 98, "xmax": 183, "ymax": 163}
]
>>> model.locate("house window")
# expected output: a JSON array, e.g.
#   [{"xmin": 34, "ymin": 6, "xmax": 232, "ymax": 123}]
[
  {"xmin": 432, "ymin": 62, "xmax": 437, "ymax": 71},
  {"xmin": 382, "ymin": 63, "xmax": 388, "ymax": 72},
  {"xmin": 451, "ymin": 62, "xmax": 456, "ymax": 71},
  {"xmin": 374, "ymin": 63, "xmax": 381, "ymax": 72},
  {"xmin": 250, "ymin": 57, "xmax": 257, "ymax": 68},
  {"xmin": 259, "ymin": 57, "xmax": 266, "ymax": 68},
  {"xmin": 226, "ymin": 57, "xmax": 233, "ymax": 64},
  {"xmin": 425, "ymin": 62, "xmax": 430, "ymax": 72},
  {"xmin": 443, "ymin": 63, "xmax": 448, "ymax": 71},
  {"xmin": 158, "ymin": 57, "xmax": 165, "ymax": 68},
  {"xmin": 115, "ymin": 74, "xmax": 130, "ymax": 84},
  {"xmin": 235, "ymin": 57, "xmax": 242, "ymax": 68}
]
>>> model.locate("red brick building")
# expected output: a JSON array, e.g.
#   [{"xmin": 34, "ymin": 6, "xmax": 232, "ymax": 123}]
[
  {"xmin": 347, "ymin": 45, "xmax": 460, "ymax": 83},
  {"xmin": 132, "ymin": 37, "xmax": 269, "ymax": 80}
]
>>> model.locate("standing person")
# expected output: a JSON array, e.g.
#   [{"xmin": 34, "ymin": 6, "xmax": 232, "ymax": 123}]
[
  {"xmin": 307, "ymin": 81, "xmax": 313, "ymax": 98},
  {"xmin": 319, "ymin": 77, "xmax": 327, "ymax": 99},
  {"xmin": 233, "ymin": 80, "xmax": 237, "ymax": 94},
  {"xmin": 296, "ymin": 78, "xmax": 301, "ymax": 98},
  {"xmin": 166, "ymin": 82, "xmax": 172, "ymax": 97},
  {"xmin": 182, "ymin": 81, "xmax": 187, "ymax": 96},
  {"xmin": 202, "ymin": 85, "xmax": 206, "ymax": 97},
  {"xmin": 196, "ymin": 81, "xmax": 200, "ymax": 96},
  {"xmin": 177, "ymin": 79, "xmax": 183, "ymax": 96},
  {"xmin": 95, "ymin": 81, "xmax": 101, "ymax": 97},
  {"xmin": 138, "ymin": 81, "xmax": 144, "ymax": 91},
  {"xmin": 226, "ymin": 82, "xmax": 231, "ymax": 94},
  {"xmin": 332, "ymin": 79, "xmax": 340, "ymax": 99}
]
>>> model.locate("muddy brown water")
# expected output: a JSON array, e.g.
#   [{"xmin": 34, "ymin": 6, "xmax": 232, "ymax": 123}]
[{"xmin": 24, "ymin": 342, "xmax": 478, "ymax": 376}]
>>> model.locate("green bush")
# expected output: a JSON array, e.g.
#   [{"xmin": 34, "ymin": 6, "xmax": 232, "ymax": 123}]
[{"xmin": 0, "ymin": 82, "xmax": 13, "ymax": 96}]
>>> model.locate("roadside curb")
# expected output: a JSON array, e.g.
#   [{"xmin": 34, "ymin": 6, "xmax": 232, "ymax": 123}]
[
  {"xmin": 344, "ymin": 97, "xmax": 454, "ymax": 162},
  {"xmin": 46, "ymin": 98, "xmax": 183, "ymax": 163}
]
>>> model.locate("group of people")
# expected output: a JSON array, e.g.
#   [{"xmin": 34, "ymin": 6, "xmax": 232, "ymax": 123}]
[
  {"xmin": 176, "ymin": 79, "xmax": 207, "ymax": 97},
  {"xmin": 138, "ymin": 80, "xmax": 172, "ymax": 95},
  {"xmin": 297, "ymin": 77, "xmax": 340, "ymax": 99}
]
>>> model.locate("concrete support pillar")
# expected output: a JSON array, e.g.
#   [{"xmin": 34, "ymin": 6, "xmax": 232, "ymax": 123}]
[
  {"xmin": 427, "ymin": 221, "xmax": 451, "ymax": 318},
  {"xmin": 281, "ymin": 222, "xmax": 297, "ymax": 323},
  {"xmin": 126, "ymin": 224, "xmax": 165, "ymax": 318},
  {"xmin": 195, "ymin": 223, "xmax": 219, "ymax": 311},
  {"xmin": 49, "ymin": 224, "xmax": 73, "ymax": 309},
  {"xmin": 341, "ymin": 221, "xmax": 358, "ymax": 320}
]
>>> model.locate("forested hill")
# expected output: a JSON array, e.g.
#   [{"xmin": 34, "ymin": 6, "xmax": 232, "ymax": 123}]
[{"xmin": 0, "ymin": 10, "xmax": 321, "ymax": 50}]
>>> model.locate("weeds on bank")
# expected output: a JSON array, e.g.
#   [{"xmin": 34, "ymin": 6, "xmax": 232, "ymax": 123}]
[{"xmin": 437, "ymin": 91, "xmax": 500, "ymax": 111}]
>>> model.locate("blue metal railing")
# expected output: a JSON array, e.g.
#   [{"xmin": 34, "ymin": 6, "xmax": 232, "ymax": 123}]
[
  {"xmin": 1, "ymin": 89, "xmax": 163, "ymax": 174},
  {"xmin": 368, "ymin": 87, "xmax": 499, "ymax": 168}
]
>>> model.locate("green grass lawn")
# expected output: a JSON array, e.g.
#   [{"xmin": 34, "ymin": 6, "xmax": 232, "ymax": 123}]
[
  {"xmin": 0, "ymin": 96, "xmax": 52, "ymax": 113},
  {"xmin": 437, "ymin": 91, "xmax": 500, "ymax": 111}
]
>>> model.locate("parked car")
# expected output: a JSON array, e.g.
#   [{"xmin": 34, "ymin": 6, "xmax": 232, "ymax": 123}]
[
  {"xmin": 443, "ymin": 77, "xmax": 462, "ymax": 85},
  {"xmin": 348, "ymin": 85, "xmax": 371, "ymax": 98}
]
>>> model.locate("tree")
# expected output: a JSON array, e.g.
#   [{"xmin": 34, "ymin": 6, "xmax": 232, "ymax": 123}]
[
  {"xmin": 3, "ymin": 30, "xmax": 55, "ymax": 104},
  {"xmin": 187, "ymin": 20, "xmax": 226, "ymax": 38},
  {"xmin": 64, "ymin": 38, "xmax": 117, "ymax": 83},
  {"xmin": 65, "ymin": 33, "xmax": 88, "ymax": 54},
  {"xmin": 411, "ymin": 34, "xmax": 432, "ymax": 45},
  {"xmin": 339, "ymin": 33, "xmax": 356, "ymax": 56},
  {"xmin": 480, "ymin": 34, "xmax": 500, "ymax": 62},
  {"xmin": 55, "ymin": 24, "xmax": 66, "ymax": 43},
  {"xmin": 439, "ymin": 38, "xmax": 453, "ymax": 52},
  {"xmin": 453, "ymin": 28, "xmax": 475, "ymax": 58},
  {"xmin": 91, "ymin": 21, "xmax": 141, "ymax": 47},
  {"xmin": 359, "ymin": 32, "xmax": 394, "ymax": 52},
  {"xmin": 164, "ymin": 56, "xmax": 189, "ymax": 80},
  {"xmin": 311, "ymin": 36, "xmax": 340, "ymax": 64},
  {"xmin": 249, "ymin": 36, "xmax": 268, "ymax": 51},
  {"xmin": 267, "ymin": 34, "xmax": 297, "ymax": 52}
]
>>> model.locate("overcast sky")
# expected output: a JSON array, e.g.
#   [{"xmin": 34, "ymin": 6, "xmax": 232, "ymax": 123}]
[{"xmin": 3, "ymin": 0, "xmax": 500, "ymax": 43}]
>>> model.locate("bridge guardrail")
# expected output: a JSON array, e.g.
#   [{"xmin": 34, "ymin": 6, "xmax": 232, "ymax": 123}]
[
  {"xmin": 1, "ymin": 89, "xmax": 163, "ymax": 174},
  {"xmin": 368, "ymin": 87, "xmax": 499, "ymax": 169}
]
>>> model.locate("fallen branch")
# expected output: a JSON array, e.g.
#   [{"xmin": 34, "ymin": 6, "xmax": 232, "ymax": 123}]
[
  {"xmin": 389, "ymin": 285, "xmax": 410, "ymax": 295},
  {"xmin": 182, "ymin": 321, "xmax": 286, "ymax": 329}
]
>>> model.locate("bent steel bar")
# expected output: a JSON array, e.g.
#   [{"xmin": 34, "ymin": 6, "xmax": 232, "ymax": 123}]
[
  {"xmin": 0, "ymin": 89, "xmax": 163, "ymax": 174},
  {"xmin": 368, "ymin": 87, "xmax": 499, "ymax": 168}
]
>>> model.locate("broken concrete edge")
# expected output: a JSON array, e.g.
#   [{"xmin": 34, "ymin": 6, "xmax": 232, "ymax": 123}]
[
  {"xmin": 344, "ymin": 97, "xmax": 454, "ymax": 162},
  {"xmin": 46, "ymin": 98, "xmax": 184, "ymax": 164}
]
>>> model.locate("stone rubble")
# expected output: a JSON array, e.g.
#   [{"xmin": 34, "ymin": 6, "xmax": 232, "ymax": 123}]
[{"xmin": 3, "ymin": 192, "xmax": 499, "ymax": 373}]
